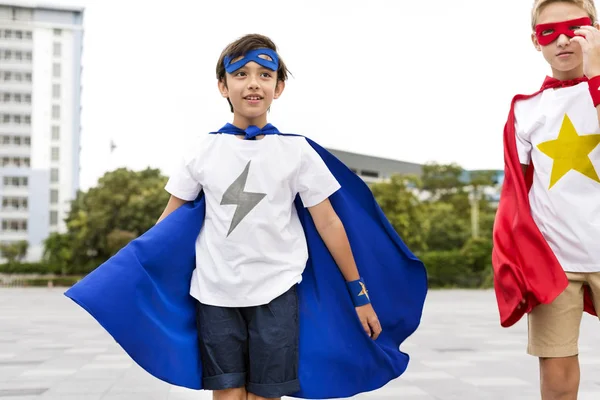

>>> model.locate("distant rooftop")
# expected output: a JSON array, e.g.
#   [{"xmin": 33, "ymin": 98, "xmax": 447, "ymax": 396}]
[
  {"xmin": 326, "ymin": 147, "xmax": 423, "ymax": 178},
  {"xmin": 0, "ymin": 0, "xmax": 84, "ymax": 13},
  {"xmin": 328, "ymin": 148, "xmax": 422, "ymax": 167}
]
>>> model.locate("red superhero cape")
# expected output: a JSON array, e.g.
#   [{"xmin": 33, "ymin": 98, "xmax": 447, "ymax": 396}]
[{"xmin": 492, "ymin": 75, "xmax": 597, "ymax": 328}]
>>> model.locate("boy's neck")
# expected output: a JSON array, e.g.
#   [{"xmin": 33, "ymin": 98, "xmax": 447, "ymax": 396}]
[
  {"xmin": 232, "ymin": 114, "xmax": 268, "ymax": 130},
  {"xmin": 551, "ymin": 66, "xmax": 585, "ymax": 81}
]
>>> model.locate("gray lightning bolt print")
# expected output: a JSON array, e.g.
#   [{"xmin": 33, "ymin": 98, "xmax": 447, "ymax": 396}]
[{"xmin": 221, "ymin": 160, "xmax": 266, "ymax": 237}]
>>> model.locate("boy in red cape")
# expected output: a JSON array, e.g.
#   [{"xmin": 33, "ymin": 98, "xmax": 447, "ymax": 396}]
[{"xmin": 493, "ymin": 0, "xmax": 600, "ymax": 398}]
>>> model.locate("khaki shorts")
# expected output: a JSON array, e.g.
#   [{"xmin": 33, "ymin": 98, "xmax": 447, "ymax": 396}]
[{"xmin": 528, "ymin": 272, "xmax": 600, "ymax": 358}]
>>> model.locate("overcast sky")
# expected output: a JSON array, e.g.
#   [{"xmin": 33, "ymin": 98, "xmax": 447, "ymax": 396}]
[{"xmin": 38, "ymin": 0, "xmax": 551, "ymax": 190}]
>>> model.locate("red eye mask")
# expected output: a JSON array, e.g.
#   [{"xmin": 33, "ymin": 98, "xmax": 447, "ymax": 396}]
[{"xmin": 535, "ymin": 17, "xmax": 592, "ymax": 45}]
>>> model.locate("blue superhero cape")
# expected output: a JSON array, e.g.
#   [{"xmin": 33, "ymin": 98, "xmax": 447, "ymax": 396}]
[{"xmin": 64, "ymin": 134, "xmax": 428, "ymax": 399}]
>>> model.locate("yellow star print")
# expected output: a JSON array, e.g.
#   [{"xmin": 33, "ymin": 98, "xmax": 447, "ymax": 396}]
[
  {"xmin": 358, "ymin": 282, "xmax": 369, "ymax": 300},
  {"xmin": 537, "ymin": 114, "xmax": 600, "ymax": 189}
]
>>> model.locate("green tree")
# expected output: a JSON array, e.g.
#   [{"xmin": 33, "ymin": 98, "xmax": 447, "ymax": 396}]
[
  {"xmin": 461, "ymin": 236, "xmax": 493, "ymax": 274},
  {"xmin": 43, "ymin": 233, "xmax": 73, "ymax": 274},
  {"xmin": 368, "ymin": 162, "xmax": 499, "ymax": 288},
  {"xmin": 420, "ymin": 162, "xmax": 465, "ymax": 199},
  {"xmin": 0, "ymin": 240, "xmax": 28, "ymax": 263},
  {"xmin": 466, "ymin": 170, "xmax": 498, "ymax": 239},
  {"xmin": 469, "ymin": 170, "xmax": 498, "ymax": 188},
  {"xmin": 420, "ymin": 164, "xmax": 499, "ymax": 246},
  {"xmin": 49, "ymin": 167, "xmax": 171, "ymax": 270},
  {"xmin": 106, "ymin": 229, "xmax": 137, "ymax": 257},
  {"xmin": 422, "ymin": 202, "xmax": 470, "ymax": 251},
  {"xmin": 371, "ymin": 174, "xmax": 428, "ymax": 252}
]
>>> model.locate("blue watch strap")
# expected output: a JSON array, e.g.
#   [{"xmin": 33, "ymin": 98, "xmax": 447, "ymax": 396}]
[{"xmin": 346, "ymin": 278, "xmax": 370, "ymax": 307}]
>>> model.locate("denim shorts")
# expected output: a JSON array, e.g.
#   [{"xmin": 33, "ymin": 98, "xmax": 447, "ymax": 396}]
[{"xmin": 196, "ymin": 285, "xmax": 300, "ymax": 398}]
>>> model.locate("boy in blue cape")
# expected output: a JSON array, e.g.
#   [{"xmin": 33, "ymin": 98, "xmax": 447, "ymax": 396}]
[{"xmin": 65, "ymin": 34, "xmax": 427, "ymax": 400}]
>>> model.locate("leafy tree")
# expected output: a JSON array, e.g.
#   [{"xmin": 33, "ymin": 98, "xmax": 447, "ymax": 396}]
[
  {"xmin": 420, "ymin": 162, "xmax": 465, "ymax": 199},
  {"xmin": 44, "ymin": 167, "xmax": 170, "ymax": 271},
  {"xmin": 43, "ymin": 233, "xmax": 73, "ymax": 274},
  {"xmin": 370, "ymin": 174, "xmax": 428, "ymax": 252},
  {"xmin": 0, "ymin": 240, "xmax": 28, "ymax": 263},
  {"xmin": 422, "ymin": 202, "xmax": 470, "ymax": 251}
]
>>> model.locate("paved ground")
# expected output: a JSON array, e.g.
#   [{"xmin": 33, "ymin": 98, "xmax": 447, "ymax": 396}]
[{"xmin": 0, "ymin": 288, "xmax": 599, "ymax": 400}]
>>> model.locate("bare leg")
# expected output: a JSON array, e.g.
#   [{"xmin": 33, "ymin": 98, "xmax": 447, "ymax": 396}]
[
  {"xmin": 247, "ymin": 392, "xmax": 280, "ymax": 400},
  {"xmin": 213, "ymin": 388, "xmax": 247, "ymax": 400},
  {"xmin": 539, "ymin": 356, "xmax": 580, "ymax": 400}
]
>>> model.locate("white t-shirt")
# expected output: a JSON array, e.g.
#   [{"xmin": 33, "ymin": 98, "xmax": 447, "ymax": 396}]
[
  {"xmin": 165, "ymin": 133, "xmax": 341, "ymax": 307},
  {"xmin": 515, "ymin": 82, "xmax": 600, "ymax": 273}
]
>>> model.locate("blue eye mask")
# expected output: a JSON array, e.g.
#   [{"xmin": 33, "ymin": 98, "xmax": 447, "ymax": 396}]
[{"xmin": 223, "ymin": 48, "xmax": 279, "ymax": 74}]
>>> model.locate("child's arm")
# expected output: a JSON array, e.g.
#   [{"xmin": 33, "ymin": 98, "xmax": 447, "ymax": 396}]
[
  {"xmin": 308, "ymin": 199, "xmax": 359, "ymax": 282},
  {"xmin": 572, "ymin": 26, "xmax": 600, "ymax": 121},
  {"xmin": 156, "ymin": 195, "xmax": 188, "ymax": 224},
  {"xmin": 308, "ymin": 198, "xmax": 382, "ymax": 340}
]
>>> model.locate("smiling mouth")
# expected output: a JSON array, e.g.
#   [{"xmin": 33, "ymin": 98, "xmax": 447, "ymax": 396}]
[{"xmin": 244, "ymin": 95, "xmax": 263, "ymax": 100}]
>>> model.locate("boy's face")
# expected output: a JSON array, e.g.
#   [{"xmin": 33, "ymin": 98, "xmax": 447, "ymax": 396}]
[
  {"xmin": 532, "ymin": 2, "xmax": 599, "ymax": 78},
  {"xmin": 218, "ymin": 54, "xmax": 284, "ymax": 126}
]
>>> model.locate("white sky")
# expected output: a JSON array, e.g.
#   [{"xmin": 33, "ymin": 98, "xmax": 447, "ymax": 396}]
[{"xmin": 39, "ymin": 0, "xmax": 553, "ymax": 190}]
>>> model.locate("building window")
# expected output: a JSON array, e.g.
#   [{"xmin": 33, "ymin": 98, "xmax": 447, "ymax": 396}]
[
  {"xmin": 52, "ymin": 63, "xmax": 61, "ymax": 78},
  {"xmin": 50, "ymin": 189, "xmax": 59, "ymax": 204},
  {"xmin": 52, "ymin": 84, "xmax": 60, "ymax": 98},
  {"xmin": 1, "ymin": 220, "xmax": 27, "ymax": 232},
  {"xmin": 51, "ymin": 147, "xmax": 59, "ymax": 161},
  {"xmin": 1, "ymin": 197, "xmax": 28, "ymax": 210},
  {"xmin": 4, "ymin": 177, "xmax": 27, "ymax": 187},
  {"xmin": 50, "ymin": 211, "xmax": 58, "ymax": 226},
  {"xmin": 15, "ymin": 9, "xmax": 33, "ymax": 21},
  {"xmin": 50, "ymin": 168, "xmax": 59, "ymax": 183},
  {"xmin": 53, "ymin": 42, "xmax": 61, "ymax": 57},
  {"xmin": 3, "ymin": 177, "xmax": 28, "ymax": 187},
  {"xmin": 52, "ymin": 126, "xmax": 60, "ymax": 140},
  {"xmin": 360, "ymin": 170, "xmax": 380, "ymax": 178},
  {"xmin": 52, "ymin": 105, "xmax": 60, "ymax": 119}
]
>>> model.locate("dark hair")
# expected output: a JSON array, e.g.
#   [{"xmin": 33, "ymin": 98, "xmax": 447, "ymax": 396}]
[{"xmin": 216, "ymin": 34, "xmax": 291, "ymax": 112}]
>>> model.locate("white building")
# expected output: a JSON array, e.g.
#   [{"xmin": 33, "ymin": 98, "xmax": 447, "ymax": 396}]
[
  {"xmin": 327, "ymin": 148, "xmax": 423, "ymax": 184},
  {"xmin": 0, "ymin": 1, "xmax": 83, "ymax": 262}
]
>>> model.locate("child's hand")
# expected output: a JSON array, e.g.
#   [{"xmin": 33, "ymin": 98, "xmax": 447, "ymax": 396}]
[
  {"xmin": 355, "ymin": 304, "xmax": 382, "ymax": 340},
  {"xmin": 572, "ymin": 26, "xmax": 600, "ymax": 78}
]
